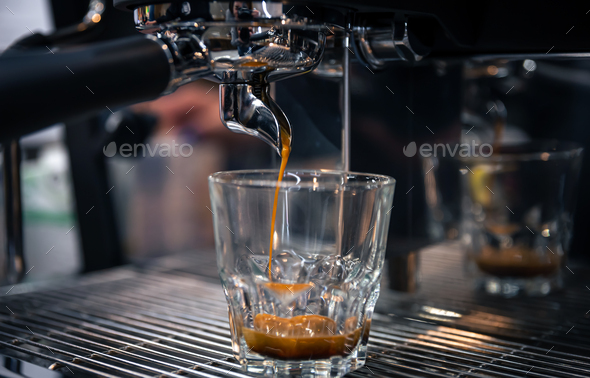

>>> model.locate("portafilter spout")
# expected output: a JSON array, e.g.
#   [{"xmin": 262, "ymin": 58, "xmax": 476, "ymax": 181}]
[
  {"xmin": 131, "ymin": 2, "xmax": 328, "ymax": 155},
  {"xmin": 220, "ymin": 83, "xmax": 290, "ymax": 154}
]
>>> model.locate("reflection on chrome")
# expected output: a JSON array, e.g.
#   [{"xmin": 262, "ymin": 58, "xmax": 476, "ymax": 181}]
[
  {"xmin": 421, "ymin": 306, "xmax": 462, "ymax": 318},
  {"xmin": 286, "ymin": 172, "xmax": 301, "ymax": 184},
  {"xmin": 131, "ymin": 2, "xmax": 331, "ymax": 154}
]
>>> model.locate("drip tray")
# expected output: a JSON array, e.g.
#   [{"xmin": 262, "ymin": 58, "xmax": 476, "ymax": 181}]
[{"xmin": 1, "ymin": 243, "xmax": 590, "ymax": 377}]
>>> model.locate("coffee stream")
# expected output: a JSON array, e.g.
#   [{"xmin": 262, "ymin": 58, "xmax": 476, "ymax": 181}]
[
  {"xmin": 268, "ymin": 127, "xmax": 291, "ymax": 279},
  {"xmin": 244, "ymin": 124, "xmax": 366, "ymax": 360}
]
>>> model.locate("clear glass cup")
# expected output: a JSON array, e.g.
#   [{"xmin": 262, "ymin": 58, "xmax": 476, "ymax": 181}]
[
  {"xmin": 209, "ymin": 170, "xmax": 395, "ymax": 377},
  {"xmin": 460, "ymin": 141, "xmax": 583, "ymax": 297},
  {"xmin": 422, "ymin": 155, "xmax": 463, "ymax": 242}
]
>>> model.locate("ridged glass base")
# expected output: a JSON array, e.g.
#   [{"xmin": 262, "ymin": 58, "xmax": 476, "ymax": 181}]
[
  {"xmin": 240, "ymin": 350, "xmax": 366, "ymax": 378},
  {"xmin": 476, "ymin": 273, "xmax": 563, "ymax": 297}
]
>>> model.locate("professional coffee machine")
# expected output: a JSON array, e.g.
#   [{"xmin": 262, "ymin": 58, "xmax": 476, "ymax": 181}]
[
  {"xmin": 3, "ymin": 0, "xmax": 590, "ymax": 281},
  {"xmin": 1, "ymin": 1, "xmax": 590, "ymax": 377}
]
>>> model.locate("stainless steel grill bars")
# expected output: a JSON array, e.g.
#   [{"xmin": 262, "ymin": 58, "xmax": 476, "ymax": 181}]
[{"xmin": 1, "ymin": 244, "xmax": 590, "ymax": 377}]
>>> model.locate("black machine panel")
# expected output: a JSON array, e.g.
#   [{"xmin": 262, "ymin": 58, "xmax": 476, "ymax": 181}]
[{"xmin": 114, "ymin": 0, "xmax": 590, "ymax": 56}]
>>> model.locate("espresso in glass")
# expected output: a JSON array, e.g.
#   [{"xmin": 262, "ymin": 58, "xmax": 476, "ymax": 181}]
[
  {"xmin": 209, "ymin": 169, "xmax": 395, "ymax": 376},
  {"xmin": 460, "ymin": 141, "xmax": 583, "ymax": 296}
]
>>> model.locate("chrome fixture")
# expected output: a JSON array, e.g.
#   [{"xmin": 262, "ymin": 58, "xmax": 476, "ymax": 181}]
[
  {"xmin": 133, "ymin": 3, "xmax": 327, "ymax": 155},
  {"xmin": 354, "ymin": 19, "xmax": 428, "ymax": 70}
]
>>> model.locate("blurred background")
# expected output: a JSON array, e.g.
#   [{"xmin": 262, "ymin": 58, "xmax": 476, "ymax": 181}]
[{"xmin": 2, "ymin": 0, "xmax": 590, "ymax": 285}]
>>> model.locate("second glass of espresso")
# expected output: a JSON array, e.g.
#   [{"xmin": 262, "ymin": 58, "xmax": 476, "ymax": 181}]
[
  {"xmin": 209, "ymin": 170, "xmax": 395, "ymax": 377},
  {"xmin": 460, "ymin": 141, "xmax": 583, "ymax": 297}
]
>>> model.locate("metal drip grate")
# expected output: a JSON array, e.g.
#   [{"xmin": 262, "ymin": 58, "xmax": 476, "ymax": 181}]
[{"xmin": 1, "ymin": 243, "xmax": 590, "ymax": 377}]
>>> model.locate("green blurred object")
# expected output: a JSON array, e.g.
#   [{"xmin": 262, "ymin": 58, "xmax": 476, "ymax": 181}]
[{"xmin": 22, "ymin": 145, "xmax": 76, "ymax": 226}]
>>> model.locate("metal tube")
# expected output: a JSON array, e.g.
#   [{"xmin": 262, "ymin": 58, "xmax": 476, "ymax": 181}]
[
  {"xmin": 342, "ymin": 26, "xmax": 351, "ymax": 171},
  {"xmin": 2, "ymin": 140, "xmax": 24, "ymax": 285}
]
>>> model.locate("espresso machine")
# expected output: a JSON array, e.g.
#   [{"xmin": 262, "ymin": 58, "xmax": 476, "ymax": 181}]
[{"xmin": 1, "ymin": 1, "xmax": 590, "ymax": 377}]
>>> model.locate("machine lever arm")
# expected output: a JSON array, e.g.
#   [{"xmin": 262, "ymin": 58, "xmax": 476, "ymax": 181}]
[{"xmin": 0, "ymin": 35, "xmax": 172, "ymax": 142}]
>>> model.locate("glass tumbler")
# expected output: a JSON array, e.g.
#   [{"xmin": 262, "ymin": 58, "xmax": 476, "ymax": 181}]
[
  {"xmin": 209, "ymin": 170, "xmax": 395, "ymax": 377},
  {"xmin": 460, "ymin": 141, "xmax": 583, "ymax": 296}
]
